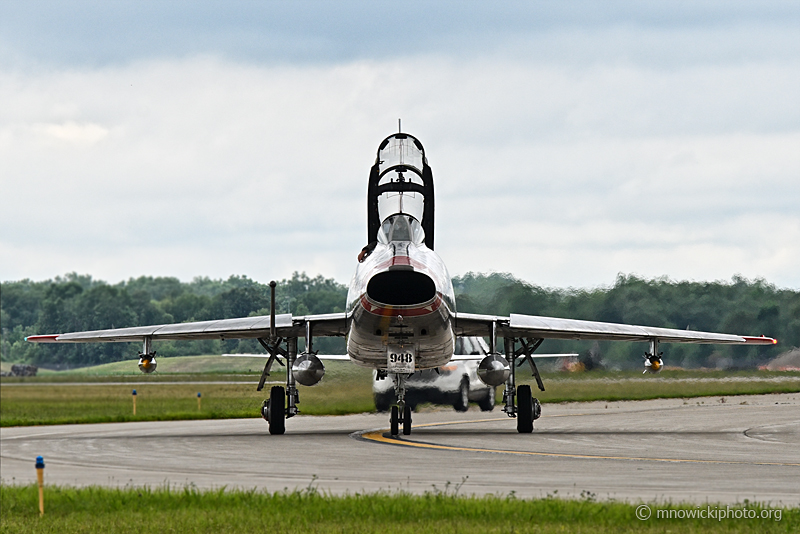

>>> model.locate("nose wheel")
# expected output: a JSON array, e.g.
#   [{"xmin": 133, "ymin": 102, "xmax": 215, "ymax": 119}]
[
  {"xmin": 388, "ymin": 372, "xmax": 413, "ymax": 436},
  {"xmin": 390, "ymin": 404, "xmax": 413, "ymax": 436}
]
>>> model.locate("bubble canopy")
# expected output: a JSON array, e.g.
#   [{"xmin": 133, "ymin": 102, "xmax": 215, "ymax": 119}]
[
  {"xmin": 377, "ymin": 134, "xmax": 425, "ymax": 178},
  {"xmin": 377, "ymin": 214, "xmax": 426, "ymax": 245},
  {"xmin": 368, "ymin": 133, "xmax": 435, "ymax": 249}
]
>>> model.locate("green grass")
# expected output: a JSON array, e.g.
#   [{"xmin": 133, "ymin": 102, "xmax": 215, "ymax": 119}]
[
  {"xmin": 515, "ymin": 370, "xmax": 800, "ymax": 404},
  {"xmin": 1, "ymin": 484, "xmax": 796, "ymax": 533},
  {"xmin": 0, "ymin": 363, "xmax": 374, "ymax": 426},
  {"xmin": 2, "ymin": 360, "xmax": 798, "ymax": 427}
]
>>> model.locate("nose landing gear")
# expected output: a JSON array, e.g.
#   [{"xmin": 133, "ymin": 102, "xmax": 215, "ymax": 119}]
[
  {"xmin": 389, "ymin": 404, "xmax": 413, "ymax": 436},
  {"xmin": 389, "ymin": 373, "xmax": 413, "ymax": 436}
]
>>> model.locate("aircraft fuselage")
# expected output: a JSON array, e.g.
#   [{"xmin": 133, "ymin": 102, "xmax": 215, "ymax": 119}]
[{"xmin": 345, "ymin": 218, "xmax": 456, "ymax": 370}]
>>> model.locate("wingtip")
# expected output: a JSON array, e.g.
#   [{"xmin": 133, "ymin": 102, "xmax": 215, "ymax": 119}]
[
  {"xmin": 742, "ymin": 335, "xmax": 778, "ymax": 345},
  {"xmin": 25, "ymin": 334, "xmax": 61, "ymax": 343}
]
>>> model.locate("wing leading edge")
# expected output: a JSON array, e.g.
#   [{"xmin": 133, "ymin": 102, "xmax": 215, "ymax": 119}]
[
  {"xmin": 28, "ymin": 311, "xmax": 777, "ymax": 346},
  {"xmin": 26, "ymin": 313, "xmax": 348, "ymax": 344},
  {"xmin": 454, "ymin": 312, "xmax": 777, "ymax": 345}
]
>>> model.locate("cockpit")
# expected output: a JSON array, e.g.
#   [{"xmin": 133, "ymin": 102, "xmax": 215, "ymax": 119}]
[
  {"xmin": 377, "ymin": 214, "xmax": 426, "ymax": 245},
  {"xmin": 376, "ymin": 136, "xmax": 426, "ymax": 223},
  {"xmin": 368, "ymin": 132, "xmax": 436, "ymax": 250}
]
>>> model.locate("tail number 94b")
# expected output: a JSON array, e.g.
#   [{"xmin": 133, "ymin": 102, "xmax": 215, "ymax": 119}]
[
  {"xmin": 389, "ymin": 353, "xmax": 413, "ymax": 364},
  {"xmin": 387, "ymin": 346, "xmax": 415, "ymax": 373}
]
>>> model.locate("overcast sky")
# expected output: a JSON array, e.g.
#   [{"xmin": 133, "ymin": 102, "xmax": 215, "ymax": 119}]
[{"xmin": 2, "ymin": 1, "xmax": 799, "ymax": 290}]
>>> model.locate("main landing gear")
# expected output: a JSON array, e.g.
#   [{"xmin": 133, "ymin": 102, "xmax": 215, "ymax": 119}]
[
  {"xmin": 258, "ymin": 336, "xmax": 299, "ymax": 435},
  {"xmin": 501, "ymin": 336, "xmax": 544, "ymax": 434}
]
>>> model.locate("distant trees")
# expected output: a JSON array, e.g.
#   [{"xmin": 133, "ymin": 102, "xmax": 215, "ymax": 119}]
[
  {"xmin": 0, "ymin": 272, "xmax": 348, "ymax": 367},
  {"xmin": 454, "ymin": 273, "xmax": 797, "ymax": 369},
  {"xmin": 2, "ymin": 271, "xmax": 796, "ymax": 369}
]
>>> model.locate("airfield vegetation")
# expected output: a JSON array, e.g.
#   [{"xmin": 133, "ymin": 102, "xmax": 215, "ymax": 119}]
[
  {"xmin": 1, "ymin": 485, "xmax": 797, "ymax": 534},
  {"xmin": 0, "ymin": 360, "xmax": 373, "ymax": 426},
  {"xmin": 1, "ymin": 357, "xmax": 799, "ymax": 427}
]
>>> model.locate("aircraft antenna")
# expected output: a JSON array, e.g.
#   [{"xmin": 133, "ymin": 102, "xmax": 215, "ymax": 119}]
[{"xmin": 398, "ymin": 118, "xmax": 401, "ymax": 133}]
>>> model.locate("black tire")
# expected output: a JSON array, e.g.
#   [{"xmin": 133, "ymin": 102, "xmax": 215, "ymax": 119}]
[
  {"xmin": 453, "ymin": 377, "xmax": 470, "ymax": 412},
  {"xmin": 517, "ymin": 385, "xmax": 533, "ymax": 434},
  {"xmin": 268, "ymin": 386, "xmax": 285, "ymax": 435},
  {"xmin": 478, "ymin": 387, "xmax": 496, "ymax": 412},
  {"xmin": 390, "ymin": 405, "xmax": 399, "ymax": 436},
  {"xmin": 403, "ymin": 404, "xmax": 412, "ymax": 435}
]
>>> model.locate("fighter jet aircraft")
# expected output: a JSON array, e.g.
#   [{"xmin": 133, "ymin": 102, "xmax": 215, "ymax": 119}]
[{"xmin": 28, "ymin": 132, "xmax": 777, "ymax": 436}]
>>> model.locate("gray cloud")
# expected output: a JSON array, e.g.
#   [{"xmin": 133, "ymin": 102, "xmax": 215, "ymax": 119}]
[
  {"xmin": 2, "ymin": 1, "xmax": 799, "ymax": 67},
  {"xmin": 1, "ymin": 3, "xmax": 798, "ymax": 288}
]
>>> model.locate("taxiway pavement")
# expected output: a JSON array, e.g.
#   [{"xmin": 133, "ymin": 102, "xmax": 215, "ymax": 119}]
[{"xmin": 2, "ymin": 393, "xmax": 798, "ymax": 504}]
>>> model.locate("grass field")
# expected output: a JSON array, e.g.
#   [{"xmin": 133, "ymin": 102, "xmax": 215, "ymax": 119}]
[
  {"xmin": 0, "ymin": 361, "xmax": 374, "ymax": 426},
  {"xmin": 1, "ymin": 484, "xmax": 796, "ymax": 534},
  {"xmin": 2, "ymin": 356, "xmax": 799, "ymax": 427}
]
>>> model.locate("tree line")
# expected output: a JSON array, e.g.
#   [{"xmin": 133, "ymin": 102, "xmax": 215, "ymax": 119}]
[
  {"xmin": 1, "ymin": 272, "xmax": 797, "ymax": 370},
  {"xmin": 1, "ymin": 272, "xmax": 347, "ymax": 367}
]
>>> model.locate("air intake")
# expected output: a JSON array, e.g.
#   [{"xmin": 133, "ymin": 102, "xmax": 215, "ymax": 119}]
[{"xmin": 366, "ymin": 271, "xmax": 436, "ymax": 306}]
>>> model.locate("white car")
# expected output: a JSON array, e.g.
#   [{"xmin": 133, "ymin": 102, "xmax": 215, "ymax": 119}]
[{"xmin": 373, "ymin": 337, "xmax": 496, "ymax": 412}]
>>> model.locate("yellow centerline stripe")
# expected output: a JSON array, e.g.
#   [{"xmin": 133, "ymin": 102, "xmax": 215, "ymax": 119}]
[
  {"xmin": 408, "ymin": 413, "xmax": 591, "ymax": 430},
  {"xmin": 358, "ymin": 419, "xmax": 800, "ymax": 467}
]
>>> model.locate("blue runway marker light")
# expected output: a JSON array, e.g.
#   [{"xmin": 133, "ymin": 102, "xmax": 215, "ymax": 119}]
[
  {"xmin": 197, "ymin": 392, "xmax": 201, "ymax": 397},
  {"xmin": 132, "ymin": 389, "xmax": 137, "ymax": 396},
  {"xmin": 35, "ymin": 456, "xmax": 45, "ymax": 515}
]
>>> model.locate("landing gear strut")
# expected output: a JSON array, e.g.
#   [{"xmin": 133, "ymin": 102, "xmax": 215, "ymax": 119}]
[
  {"xmin": 501, "ymin": 335, "xmax": 544, "ymax": 434},
  {"xmin": 389, "ymin": 373, "xmax": 412, "ymax": 436},
  {"xmin": 256, "ymin": 281, "xmax": 302, "ymax": 435},
  {"xmin": 258, "ymin": 336, "xmax": 300, "ymax": 435}
]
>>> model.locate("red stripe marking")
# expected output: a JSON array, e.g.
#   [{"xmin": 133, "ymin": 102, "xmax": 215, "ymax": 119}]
[
  {"xmin": 26, "ymin": 334, "xmax": 61, "ymax": 343},
  {"xmin": 374, "ymin": 255, "xmax": 424, "ymax": 271},
  {"xmin": 360, "ymin": 294, "xmax": 442, "ymax": 317},
  {"xmin": 743, "ymin": 336, "xmax": 778, "ymax": 345}
]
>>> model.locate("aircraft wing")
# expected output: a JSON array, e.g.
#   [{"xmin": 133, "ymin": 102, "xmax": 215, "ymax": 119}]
[
  {"xmin": 26, "ymin": 313, "xmax": 348, "ymax": 343},
  {"xmin": 454, "ymin": 312, "xmax": 777, "ymax": 345}
]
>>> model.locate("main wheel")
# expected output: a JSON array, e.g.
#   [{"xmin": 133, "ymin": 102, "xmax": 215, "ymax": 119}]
[
  {"xmin": 517, "ymin": 385, "xmax": 534, "ymax": 434},
  {"xmin": 453, "ymin": 377, "xmax": 470, "ymax": 412},
  {"xmin": 390, "ymin": 406, "xmax": 399, "ymax": 436},
  {"xmin": 403, "ymin": 404, "xmax": 412, "ymax": 435},
  {"xmin": 478, "ymin": 387, "xmax": 496, "ymax": 412},
  {"xmin": 268, "ymin": 386, "xmax": 285, "ymax": 435}
]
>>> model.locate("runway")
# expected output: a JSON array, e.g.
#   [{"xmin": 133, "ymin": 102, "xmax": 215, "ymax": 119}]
[{"xmin": 2, "ymin": 393, "xmax": 798, "ymax": 504}]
